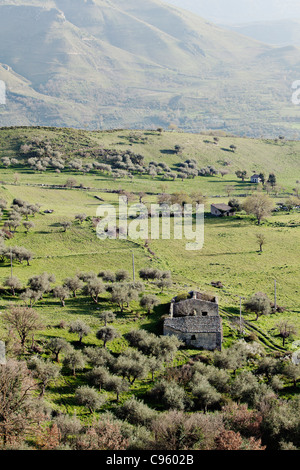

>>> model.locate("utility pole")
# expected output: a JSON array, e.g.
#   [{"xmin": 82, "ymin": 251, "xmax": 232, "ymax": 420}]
[
  {"xmin": 239, "ymin": 296, "xmax": 243, "ymax": 335},
  {"xmin": 10, "ymin": 247, "xmax": 13, "ymax": 279},
  {"xmin": 132, "ymin": 251, "xmax": 135, "ymax": 282},
  {"xmin": 274, "ymin": 279, "xmax": 277, "ymax": 311}
]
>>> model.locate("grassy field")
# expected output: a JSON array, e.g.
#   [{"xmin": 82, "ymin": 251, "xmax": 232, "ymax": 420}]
[{"xmin": 0, "ymin": 126, "xmax": 299, "ymax": 419}]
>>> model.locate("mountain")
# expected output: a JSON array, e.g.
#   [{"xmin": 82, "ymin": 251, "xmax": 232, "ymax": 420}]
[
  {"xmin": 222, "ymin": 19, "xmax": 300, "ymax": 47},
  {"xmin": 165, "ymin": 0, "xmax": 300, "ymax": 24},
  {"xmin": 0, "ymin": 0, "xmax": 300, "ymax": 137}
]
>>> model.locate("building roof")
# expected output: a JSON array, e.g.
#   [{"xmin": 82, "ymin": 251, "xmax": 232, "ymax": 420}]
[
  {"xmin": 164, "ymin": 316, "xmax": 222, "ymax": 334},
  {"xmin": 190, "ymin": 291, "xmax": 218, "ymax": 303},
  {"xmin": 211, "ymin": 203, "xmax": 232, "ymax": 212},
  {"xmin": 251, "ymin": 174, "xmax": 261, "ymax": 179}
]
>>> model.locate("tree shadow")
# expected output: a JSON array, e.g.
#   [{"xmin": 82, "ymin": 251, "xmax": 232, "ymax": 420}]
[
  {"xmin": 202, "ymin": 251, "xmax": 255, "ymax": 257},
  {"xmin": 160, "ymin": 149, "xmax": 176, "ymax": 155},
  {"xmin": 221, "ymin": 148, "xmax": 235, "ymax": 153},
  {"xmin": 141, "ymin": 302, "xmax": 169, "ymax": 335}
]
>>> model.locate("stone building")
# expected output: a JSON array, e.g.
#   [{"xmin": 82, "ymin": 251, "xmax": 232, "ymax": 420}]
[
  {"xmin": 250, "ymin": 174, "xmax": 262, "ymax": 184},
  {"xmin": 211, "ymin": 203, "xmax": 234, "ymax": 217},
  {"xmin": 164, "ymin": 292, "xmax": 223, "ymax": 351}
]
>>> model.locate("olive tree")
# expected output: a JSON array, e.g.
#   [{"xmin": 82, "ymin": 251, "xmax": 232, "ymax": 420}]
[
  {"xmin": 53, "ymin": 286, "xmax": 70, "ymax": 307},
  {"xmin": 105, "ymin": 375, "xmax": 129, "ymax": 402},
  {"xmin": 46, "ymin": 337, "xmax": 72, "ymax": 363},
  {"xmin": 69, "ymin": 320, "xmax": 91, "ymax": 344},
  {"xmin": 3, "ymin": 276, "xmax": 22, "ymax": 296},
  {"xmin": 243, "ymin": 193, "xmax": 274, "ymax": 225},
  {"xmin": 83, "ymin": 278, "xmax": 105, "ymax": 304},
  {"xmin": 63, "ymin": 349, "xmax": 86, "ymax": 376},
  {"xmin": 244, "ymin": 292, "xmax": 272, "ymax": 321},
  {"xmin": 27, "ymin": 272, "xmax": 56, "ymax": 297},
  {"xmin": 75, "ymin": 386, "xmax": 105, "ymax": 414},
  {"xmin": 191, "ymin": 375, "xmax": 222, "ymax": 412},
  {"xmin": 99, "ymin": 310, "xmax": 116, "ymax": 326},
  {"xmin": 63, "ymin": 276, "xmax": 84, "ymax": 298},
  {"xmin": 111, "ymin": 284, "xmax": 138, "ymax": 313},
  {"xmin": 28, "ymin": 357, "xmax": 60, "ymax": 397},
  {"xmin": 96, "ymin": 327, "xmax": 119, "ymax": 349},
  {"xmin": 86, "ymin": 366, "xmax": 110, "ymax": 391},
  {"xmin": 140, "ymin": 295, "xmax": 159, "ymax": 314}
]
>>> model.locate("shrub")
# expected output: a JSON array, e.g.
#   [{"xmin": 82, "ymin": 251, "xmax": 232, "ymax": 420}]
[
  {"xmin": 75, "ymin": 386, "xmax": 105, "ymax": 414},
  {"xmin": 150, "ymin": 380, "xmax": 191, "ymax": 411},
  {"xmin": 115, "ymin": 397, "xmax": 156, "ymax": 427}
]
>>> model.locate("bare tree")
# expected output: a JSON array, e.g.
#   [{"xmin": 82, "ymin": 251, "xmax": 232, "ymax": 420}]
[
  {"xmin": 0, "ymin": 360, "xmax": 40, "ymax": 445},
  {"xmin": 276, "ymin": 321, "xmax": 297, "ymax": 347},
  {"xmin": 3, "ymin": 306, "xmax": 43, "ymax": 352}
]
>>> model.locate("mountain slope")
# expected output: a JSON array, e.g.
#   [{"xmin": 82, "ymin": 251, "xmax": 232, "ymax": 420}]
[
  {"xmin": 0, "ymin": 0, "xmax": 300, "ymax": 137},
  {"xmin": 222, "ymin": 19, "xmax": 300, "ymax": 47},
  {"xmin": 165, "ymin": 0, "xmax": 300, "ymax": 24}
]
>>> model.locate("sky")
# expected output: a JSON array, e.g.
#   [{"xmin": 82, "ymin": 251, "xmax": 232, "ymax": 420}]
[{"xmin": 165, "ymin": 0, "xmax": 300, "ymax": 24}]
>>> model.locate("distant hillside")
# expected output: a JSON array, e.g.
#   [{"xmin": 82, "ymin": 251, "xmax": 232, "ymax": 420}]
[
  {"xmin": 0, "ymin": 126, "xmax": 299, "ymax": 193},
  {"xmin": 0, "ymin": 0, "xmax": 300, "ymax": 138},
  {"xmin": 222, "ymin": 19, "xmax": 300, "ymax": 47},
  {"xmin": 165, "ymin": 0, "xmax": 300, "ymax": 24}
]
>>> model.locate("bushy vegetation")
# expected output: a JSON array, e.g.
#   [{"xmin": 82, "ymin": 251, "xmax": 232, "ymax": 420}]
[
  {"xmin": 0, "ymin": 127, "xmax": 299, "ymax": 451},
  {"xmin": 2, "ymin": 338, "xmax": 300, "ymax": 450}
]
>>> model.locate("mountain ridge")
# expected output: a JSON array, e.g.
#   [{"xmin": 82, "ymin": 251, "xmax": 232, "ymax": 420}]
[
  {"xmin": 0, "ymin": 0, "xmax": 300, "ymax": 137},
  {"xmin": 221, "ymin": 19, "xmax": 300, "ymax": 47}
]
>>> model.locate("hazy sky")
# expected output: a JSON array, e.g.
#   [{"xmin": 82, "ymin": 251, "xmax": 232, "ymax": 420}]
[{"xmin": 166, "ymin": 0, "xmax": 300, "ymax": 24}]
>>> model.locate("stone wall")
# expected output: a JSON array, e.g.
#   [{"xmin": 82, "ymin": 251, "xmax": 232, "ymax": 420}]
[
  {"xmin": 164, "ymin": 316, "xmax": 223, "ymax": 351},
  {"xmin": 172, "ymin": 298, "xmax": 219, "ymax": 318},
  {"xmin": 164, "ymin": 325, "xmax": 222, "ymax": 351}
]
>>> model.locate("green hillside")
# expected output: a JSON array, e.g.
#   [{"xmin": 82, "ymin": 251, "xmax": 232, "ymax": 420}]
[
  {"xmin": 0, "ymin": 126, "xmax": 300, "ymax": 450},
  {"xmin": 0, "ymin": 126, "xmax": 299, "ymax": 339}
]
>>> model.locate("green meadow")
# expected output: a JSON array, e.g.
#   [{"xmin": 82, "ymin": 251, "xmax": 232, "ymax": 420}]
[{"xmin": 0, "ymin": 126, "xmax": 299, "ymax": 418}]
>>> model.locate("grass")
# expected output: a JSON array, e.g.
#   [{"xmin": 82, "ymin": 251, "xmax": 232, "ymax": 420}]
[{"xmin": 0, "ymin": 126, "xmax": 299, "ymax": 416}]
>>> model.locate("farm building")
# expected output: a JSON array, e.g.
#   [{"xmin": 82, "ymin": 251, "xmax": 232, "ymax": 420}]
[
  {"xmin": 211, "ymin": 203, "xmax": 234, "ymax": 217},
  {"xmin": 250, "ymin": 174, "xmax": 262, "ymax": 183},
  {"xmin": 164, "ymin": 292, "xmax": 223, "ymax": 351}
]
